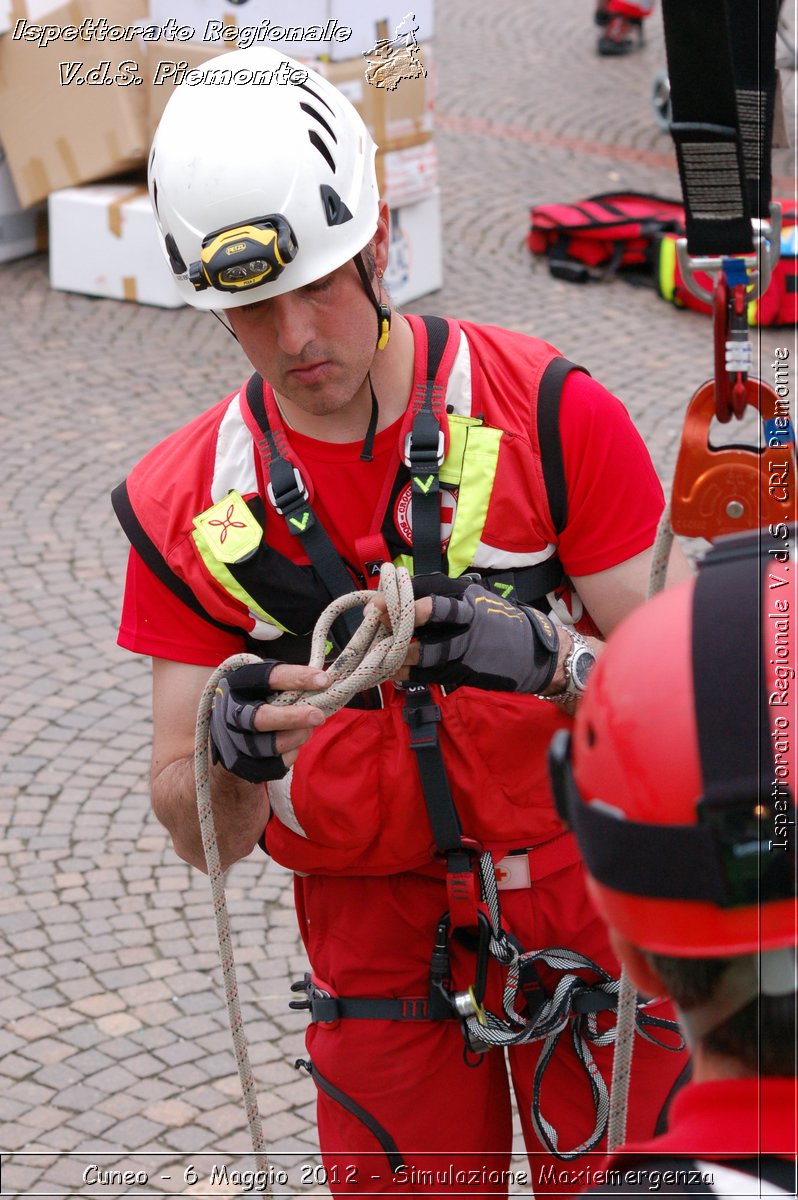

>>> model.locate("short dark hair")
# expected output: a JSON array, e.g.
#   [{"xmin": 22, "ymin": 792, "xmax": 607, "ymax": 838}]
[{"xmin": 647, "ymin": 952, "xmax": 795, "ymax": 1076}]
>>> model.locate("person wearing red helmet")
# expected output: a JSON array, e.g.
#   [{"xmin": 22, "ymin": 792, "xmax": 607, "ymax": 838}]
[{"xmin": 550, "ymin": 528, "xmax": 797, "ymax": 1195}]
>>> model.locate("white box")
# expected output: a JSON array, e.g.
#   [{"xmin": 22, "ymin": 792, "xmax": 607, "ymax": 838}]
[
  {"xmin": 329, "ymin": 1, "xmax": 434, "ymax": 61},
  {"xmin": 379, "ymin": 140, "xmax": 437, "ymax": 207},
  {"xmin": 145, "ymin": 0, "xmax": 336, "ymax": 59},
  {"xmin": 385, "ymin": 188, "xmax": 441, "ymax": 306},
  {"xmin": 48, "ymin": 183, "xmax": 184, "ymax": 308},
  {"xmin": 0, "ymin": 0, "xmax": 11, "ymax": 35},
  {"xmin": 0, "ymin": 149, "xmax": 46, "ymax": 263}
]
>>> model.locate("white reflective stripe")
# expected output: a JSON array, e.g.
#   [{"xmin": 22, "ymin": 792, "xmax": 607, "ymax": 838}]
[
  {"xmin": 444, "ymin": 330, "xmax": 472, "ymax": 417},
  {"xmin": 267, "ymin": 767, "xmax": 308, "ymax": 838},
  {"xmin": 211, "ymin": 389, "xmax": 259, "ymax": 504},
  {"xmin": 470, "ymin": 541, "xmax": 557, "ymax": 571},
  {"xmin": 495, "ymin": 853, "xmax": 532, "ymax": 890}
]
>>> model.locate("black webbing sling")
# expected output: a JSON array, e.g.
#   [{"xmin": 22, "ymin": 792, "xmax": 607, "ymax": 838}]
[
  {"xmin": 245, "ymin": 372, "xmax": 364, "ymax": 647},
  {"xmin": 404, "ymin": 315, "xmax": 450, "ymax": 575},
  {"xmin": 660, "ymin": 0, "xmax": 780, "ymax": 257}
]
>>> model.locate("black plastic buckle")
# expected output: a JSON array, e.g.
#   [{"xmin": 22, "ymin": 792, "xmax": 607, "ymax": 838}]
[{"xmin": 288, "ymin": 973, "xmax": 313, "ymax": 1011}]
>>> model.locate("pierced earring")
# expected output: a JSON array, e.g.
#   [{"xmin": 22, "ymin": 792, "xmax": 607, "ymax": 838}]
[{"xmin": 376, "ymin": 268, "xmax": 384, "ymax": 279}]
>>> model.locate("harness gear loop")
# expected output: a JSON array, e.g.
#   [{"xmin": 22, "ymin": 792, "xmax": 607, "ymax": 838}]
[{"xmin": 194, "ymin": 562, "xmax": 416, "ymax": 1180}]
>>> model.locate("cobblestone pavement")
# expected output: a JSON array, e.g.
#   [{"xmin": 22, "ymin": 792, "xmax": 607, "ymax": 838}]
[{"xmin": 1, "ymin": 1, "xmax": 795, "ymax": 1197}]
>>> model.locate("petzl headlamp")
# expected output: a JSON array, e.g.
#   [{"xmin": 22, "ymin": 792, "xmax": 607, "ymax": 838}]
[{"xmin": 188, "ymin": 214, "xmax": 298, "ymax": 294}]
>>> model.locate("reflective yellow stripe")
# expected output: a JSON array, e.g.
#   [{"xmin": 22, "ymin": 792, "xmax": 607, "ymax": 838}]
[
  {"xmin": 393, "ymin": 552, "xmax": 414, "ymax": 573},
  {"xmin": 747, "ymin": 297, "xmax": 758, "ymax": 325},
  {"xmin": 658, "ymin": 234, "xmax": 677, "ymax": 301},
  {"xmin": 440, "ymin": 413, "xmax": 481, "ymax": 485},
  {"xmin": 191, "ymin": 528, "xmax": 293, "ymax": 634},
  {"xmin": 446, "ymin": 424, "xmax": 502, "ymax": 577}
]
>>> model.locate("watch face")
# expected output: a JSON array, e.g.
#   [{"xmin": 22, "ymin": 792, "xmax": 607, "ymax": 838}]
[{"xmin": 572, "ymin": 647, "xmax": 596, "ymax": 690}]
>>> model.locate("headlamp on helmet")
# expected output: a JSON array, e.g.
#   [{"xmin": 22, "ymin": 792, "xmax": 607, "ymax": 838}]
[{"xmin": 189, "ymin": 214, "xmax": 298, "ymax": 294}]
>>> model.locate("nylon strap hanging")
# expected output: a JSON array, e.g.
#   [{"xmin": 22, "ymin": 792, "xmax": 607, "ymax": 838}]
[
  {"xmin": 245, "ymin": 373, "xmax": 362, "ymax": 644},
  {"xmin": 660, "ymin": 0, "xmax": 756, "ymax": 257},
  {"xmin": 402, "ymin": 685, "xmax": 480, "ymax": 930}
]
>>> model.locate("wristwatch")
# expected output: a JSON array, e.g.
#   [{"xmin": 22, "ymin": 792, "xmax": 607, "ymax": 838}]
[{"xmin": 561, "ymin": 628, "xmax": 597, "ymax": 698}]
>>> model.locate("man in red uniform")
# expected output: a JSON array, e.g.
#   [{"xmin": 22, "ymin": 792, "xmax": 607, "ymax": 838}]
[
  {"xmin": 551, "ymin": 530, "xmax": 797, "ymax": 1195},
  {"xmin": 115, "ymin": 46, "xmax": 691, "ymax": 1196}
]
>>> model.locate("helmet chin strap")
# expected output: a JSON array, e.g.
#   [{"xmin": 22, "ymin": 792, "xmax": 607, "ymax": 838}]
[
  {"xmin": 354, "ymin": 251, "xmax": 391, "ymax": 461},
  {"xmin": 354, "ymin": 252, "xmax": 391, "ymax": 351}
]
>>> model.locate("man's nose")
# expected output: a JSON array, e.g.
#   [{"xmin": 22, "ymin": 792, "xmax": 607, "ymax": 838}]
[{"xmin": 270, "ymin": 293, "xmax": 315, "ymax": 358}]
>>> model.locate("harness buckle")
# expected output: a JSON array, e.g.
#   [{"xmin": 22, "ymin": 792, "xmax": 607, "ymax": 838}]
[
  {"xmin": 403, "ymin": 428, "xmax": 445, "ymax": 470},
  {"xmin": 266, "ymin": 465, "xmax": 309, "ymax": 516}
]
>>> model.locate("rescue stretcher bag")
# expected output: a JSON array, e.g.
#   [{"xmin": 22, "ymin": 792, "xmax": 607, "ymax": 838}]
[
  {"xmin": 656, "ymin": 200, "xmax": 798, "ymax": 327},
  {"xmin": 527, "ymin": 191, "xmax": 685, "ymax": 282}
]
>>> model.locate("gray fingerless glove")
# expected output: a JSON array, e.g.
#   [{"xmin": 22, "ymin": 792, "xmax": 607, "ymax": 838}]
[
  {"xmin": 209, "ymin": 661, "xmax": 289, "ymax": 783},
  {"xmin": 410, "ymin": 576, "xmax": 560, "ymax": 693}
]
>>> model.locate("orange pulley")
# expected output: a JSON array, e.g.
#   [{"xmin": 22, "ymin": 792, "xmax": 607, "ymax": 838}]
[{"xmin": 671, "ymin": 377, "xmax": 796, "ymax": 542}]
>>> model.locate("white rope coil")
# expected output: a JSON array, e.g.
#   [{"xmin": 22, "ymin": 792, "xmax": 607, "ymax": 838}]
[{"xmin": 193, "ymin": 563, "xmax": 415, "ymax": 1188}]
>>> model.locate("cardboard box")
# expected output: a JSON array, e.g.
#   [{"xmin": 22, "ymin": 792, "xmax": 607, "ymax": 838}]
[
  {"xmin": 48, "ymin": 182, "xmax": 183, "ymax": 307},
  {"xmin": 0, "ymin": 0, "xmax": 149, "ymax": 207},
  {"xmin": 143, "ymin": 1, "xmax": 433, "ymax": 63},
  {"xmin": 144, "ymin": 40, "xmax": 234, "ymax": 137},
  {"xmin": 379, "ymin": 140, "xmax": 437, "ymax": 207},
  {"xmin": 145, "ymin": 0, "xmax": 331, "ymax": 60},
  {"xmin": 385, "ymin": 188, "xmax": 441, "ymax": 307},
  {"xmin": 315, "ymin": 43, "xmax": 434, "ymax": 154},
  {"xmin": 0, "ymin": 147, "xmax": 47, "ymax": 262}
]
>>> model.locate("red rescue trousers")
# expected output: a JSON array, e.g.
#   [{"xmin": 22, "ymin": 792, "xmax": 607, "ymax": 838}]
[{"xmin": 294, "ymin": 837, "xmax": 690, "ymax": 1198}]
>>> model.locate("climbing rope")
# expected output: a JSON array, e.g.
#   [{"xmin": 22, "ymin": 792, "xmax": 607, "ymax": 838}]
[
  {"xmin": 193, "ymin": 563, "xmax": 416, "ymax": 1187},
  {"xmin": 606, "ymin": 509, "xmax": 679, "ymax": 1151}
]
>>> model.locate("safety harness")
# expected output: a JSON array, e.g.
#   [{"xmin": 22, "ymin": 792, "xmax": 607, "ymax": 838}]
[{"xmin": 266, "ymin": 315, "xmax": 683, "ymax": 1160}]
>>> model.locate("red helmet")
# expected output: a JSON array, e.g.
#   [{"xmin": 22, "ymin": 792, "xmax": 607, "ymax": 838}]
[{"xmin": 550, "ymin": 529, "xmax": 796, "ymax": 957}]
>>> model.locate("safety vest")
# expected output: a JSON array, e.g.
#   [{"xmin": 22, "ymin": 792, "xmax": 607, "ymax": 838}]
[{"xmin": 113, "ymin": 316, "xmax": 587, "ymax": 875}]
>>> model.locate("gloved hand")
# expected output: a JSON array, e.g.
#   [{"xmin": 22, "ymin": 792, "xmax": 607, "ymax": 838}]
[
  {"xmin": 409, "ymin": 574, "xmax": 560, "ymax": 693},
  {"xmin": 210, "ymin": 661, "xmax": 294, "ymax": 783}
]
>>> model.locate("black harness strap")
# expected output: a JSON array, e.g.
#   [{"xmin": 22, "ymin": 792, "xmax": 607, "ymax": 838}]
[
  {"xmin": 537, "ymin": 356, "xmax": 588, "ymax": 536},
  {"xmin": 295, "ymin": 1060, "xmax": 406, "ymax": 1174},
  {"xmin": 290, "ymin": 973, "xmax": 453, "ymax": 1024},
  {"xmin": 406, "ymin": 316, "xmax": 450, "ymax": 574},
  {"xmin": 111, "ymin": 479, "xmax": 243, "ymax": 638},
  {"xmin": 661, "ymin": 0, "xmax": 779, "ymax": 257},
  {"xmin": 245, "ymin": 373, "xmax": 362, "ymax": 645},
  {"xmin": 402, "ymin": 685, "xmax": 480, "ymax": 931}
]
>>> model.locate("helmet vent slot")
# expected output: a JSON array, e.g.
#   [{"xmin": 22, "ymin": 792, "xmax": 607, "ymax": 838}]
[
  {"xmin": 164, "ymin": 232, "xmax": 187, "ymax": 275},
  {"xmin": 300, "ymin": 102, "xmax": 337, "ymax": 144},
  {"xmin": 320, "ymin": 184, "xmax": 353, "ymax": 227},
  {"xmin": 308, "ymin": 130, "xmax": 336, "ymax": 173},
  {"xmin": 295, "ymin": 79, "xmax": 335, "ymax": 117}
]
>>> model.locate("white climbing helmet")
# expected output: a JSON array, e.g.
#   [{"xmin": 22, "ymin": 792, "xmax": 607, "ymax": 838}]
[{"xmin": 148, "ymin": 47, "xmax": 379, "ymax": 310}]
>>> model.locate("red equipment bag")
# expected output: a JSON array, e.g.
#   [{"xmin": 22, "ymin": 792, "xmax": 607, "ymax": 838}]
[
  {"xmin": 656, "ymin": 200, "xmax": 797, "ymax": 327},
  {"xmin": 527, "ymin": 191, "xmax": 685, "ymax": 283}
]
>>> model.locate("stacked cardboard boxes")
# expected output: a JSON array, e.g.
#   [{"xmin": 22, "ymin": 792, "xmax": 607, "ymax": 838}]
[{"xmin": 0, "ymin": 0, "xmax": 441, "ymax": 306}]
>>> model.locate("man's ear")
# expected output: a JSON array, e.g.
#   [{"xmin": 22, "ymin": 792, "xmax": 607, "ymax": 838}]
[
  {"xmin": 373, "ymin": 200, "xmax": 390, "ymax": 275},
  {"xmin": 609, "ymin": 928, "xmax": 669, "ymax": 999}
]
